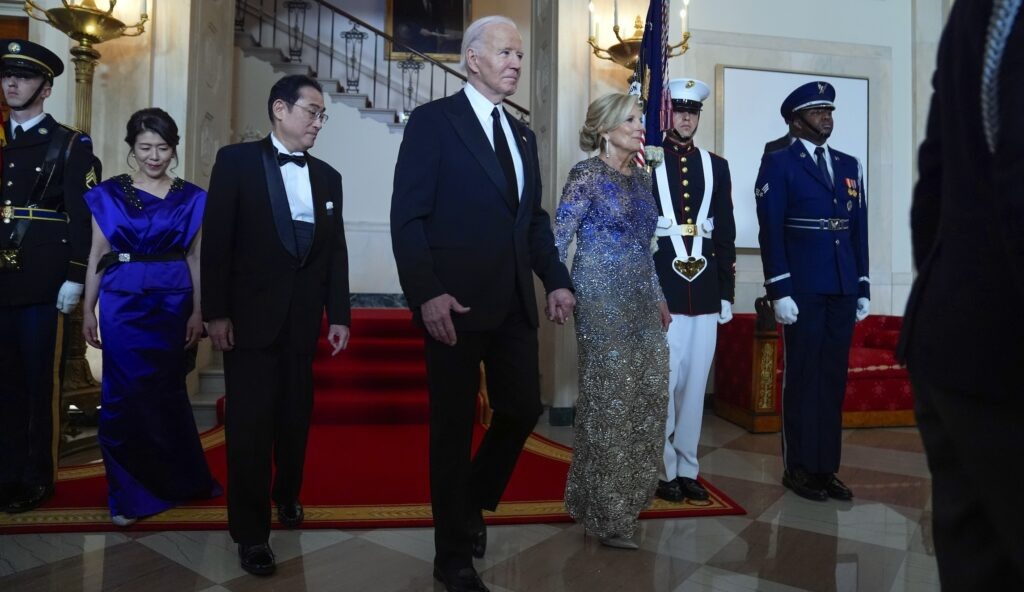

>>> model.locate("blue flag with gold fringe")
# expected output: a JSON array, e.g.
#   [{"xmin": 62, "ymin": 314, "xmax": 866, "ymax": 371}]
[{"xmin": 629, "ymin": 0, "xmax": 671, "ymax": 150}]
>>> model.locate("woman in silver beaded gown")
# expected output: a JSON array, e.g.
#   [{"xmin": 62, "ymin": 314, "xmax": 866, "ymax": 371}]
[{"xmin": 555, "ymin": 93, "xmax": 671, "ymax": 549}]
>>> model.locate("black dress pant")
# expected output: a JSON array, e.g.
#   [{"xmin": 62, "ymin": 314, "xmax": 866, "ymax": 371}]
[
  {"xmin": 223, "ymin": 327, "xmax": 314, "ymax": 545},
  {"xmin": 0, "ymin": 303, "xmax": 61, "ymax": 488},
  {"xmin": 425, "ymin": 301, "xmax": 543, "ymax": 569},
  {"xmin": 912, "ymin": 375, "xmax": 1024, "ymax": 590}
]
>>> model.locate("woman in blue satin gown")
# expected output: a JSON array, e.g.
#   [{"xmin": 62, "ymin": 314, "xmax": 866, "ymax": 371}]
[
  {"xmin": 82, "ymin": 108, "xmax": 220, "ymax": 526},
  {"xmin": 556, "ymin": 94, "xmax": 671, "ymax": 549}
]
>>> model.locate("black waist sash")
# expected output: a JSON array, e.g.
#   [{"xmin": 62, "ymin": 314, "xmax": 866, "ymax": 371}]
[
  {"xmin": 293, "ymin": 220, "xmax": 314, "ymax": 258},
  {"xmin": 97, "ymin": 250, "xmax": 186, "ymax": 273}
]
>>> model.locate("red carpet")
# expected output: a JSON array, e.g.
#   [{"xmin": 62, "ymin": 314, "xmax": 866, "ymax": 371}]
[{"xmin": 0, "ymin": 310, "xmax": 744, "ymax": 533}]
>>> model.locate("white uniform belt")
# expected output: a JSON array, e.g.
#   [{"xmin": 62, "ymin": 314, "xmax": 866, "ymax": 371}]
[{"xmin": 655, "ymin": 222, "xmax": 712, "ymax": 238}]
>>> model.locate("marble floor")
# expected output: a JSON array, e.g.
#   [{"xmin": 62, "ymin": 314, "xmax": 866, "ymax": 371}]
[{"xmin": 0, "ymin": 414, "xmax": 938, "ymax": 592}]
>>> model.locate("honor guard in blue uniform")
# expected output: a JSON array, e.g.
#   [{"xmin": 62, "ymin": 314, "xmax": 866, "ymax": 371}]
[
  {"xmin": 651, "ymin": 78, "xmax": 736, "ymax": 503},
  {"xmin": 755, "ymin": 81, "xmax": 869, "ymax": 502},
  {"xmin": 0, "ymin": 39, "xmax": 100, "ymax": 513}
]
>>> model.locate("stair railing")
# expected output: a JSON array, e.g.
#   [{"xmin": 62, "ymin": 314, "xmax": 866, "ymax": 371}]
[{"xmin": 234, "ymin": 0, "xmax": 530, "ymax": 124}]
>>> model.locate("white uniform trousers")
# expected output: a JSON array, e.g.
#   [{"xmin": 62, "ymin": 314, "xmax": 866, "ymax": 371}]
[{"xmin": 661, "ymin": 312, "xmax": 718, "ymax": 481}]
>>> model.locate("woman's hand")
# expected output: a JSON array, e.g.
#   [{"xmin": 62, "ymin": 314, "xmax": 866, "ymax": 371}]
[
  {"xmin": 185, "ymin": 312, "xmax": 203, "ymax": 349},
  {"xmin": 83, "ymin": 312, "xmax": 102, "ymax": 349},
  {"xmin": 659, "ymin": 300, "xmax": 672, "ymax": 331}
]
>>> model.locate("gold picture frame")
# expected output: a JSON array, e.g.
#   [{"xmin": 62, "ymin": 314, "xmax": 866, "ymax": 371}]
[{"xmin": 385, "ymin": 0, "xmax": 471, "ymax": 63}]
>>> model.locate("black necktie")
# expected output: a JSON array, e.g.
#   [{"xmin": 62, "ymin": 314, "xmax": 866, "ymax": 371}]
[
  {"xmin": 277, "ymin": 152, "xmax": 307, "ymax": 168},
  {"xmin": 814, "ymin": 146, "xmax": 833, "ymax": 189},
  {"xmin": 13, "ymin": 125, "xmax": 23, "ymax": 138},
  {"xmin": 491, "ymin": 107, "xmax": 519, "ymax": 210}
]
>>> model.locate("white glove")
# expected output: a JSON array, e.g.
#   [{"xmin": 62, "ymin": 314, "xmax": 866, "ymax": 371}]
[
  {"xmin": 718, "ymin": 300, "xmax": 733, "ymax": 325},
  {"xmin": 773, "ymin": 296, "xmax": 799, "ymax": 325},
  {"xmin": 56, "ymin": 281, "xmax": 84, "ymax": 314},
  {"xmin": 856, "ymin": 297, "xmax": 870, "ymax": 322}
]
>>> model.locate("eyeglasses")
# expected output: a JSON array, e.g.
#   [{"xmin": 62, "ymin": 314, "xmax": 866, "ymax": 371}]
[{"xmin": 288, "ymin": 102, "xmax": 329, "ymax": 125}]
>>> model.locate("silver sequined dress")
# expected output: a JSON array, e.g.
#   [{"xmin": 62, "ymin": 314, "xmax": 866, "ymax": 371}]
[{"xmin": 555, "ymin": 157, "xmax": 669, "ymax": 538}]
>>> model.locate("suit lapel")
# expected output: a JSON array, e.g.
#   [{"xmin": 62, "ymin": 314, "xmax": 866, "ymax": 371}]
[
  {"xmin": 260, "ymin": 136, "xmax": 298, "ymax": 259},
  {"xmin": 305, "ymin": 158, "xmax": 330, "ymax": 266},
  {"xmin": 445, "ymin": 91, "xmax": 516, "ymax": 212},
  {"xmin": 508, "ymin": 113, "xmax": 531, "ymax": 218},
  {"xmin": 790, "ymin": 141, "xmax": 834, "ymax": 191}
]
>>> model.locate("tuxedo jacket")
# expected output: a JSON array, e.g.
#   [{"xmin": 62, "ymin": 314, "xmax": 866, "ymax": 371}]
[
  {"xmin": 201, "ymin": 137, "xmax": 350, "ymax": 353},
  {"xmin": 899, "ymin": 0, "xmax": 1024, "ymax": 396},
  {"xmin": 755, "ymin": 140, "xmax": 869, "ymax": 300},
  {"xmin": 390, "ymin": 90, "xmax": 571, "ymax": 330},
  {"xmin": 652, "ymin": 137, "xmax": 736, "ymax": 315}
]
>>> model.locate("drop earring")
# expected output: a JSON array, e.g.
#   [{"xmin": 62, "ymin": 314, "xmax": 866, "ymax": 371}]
[{"xmin": 604, "ymin": 138, "xmax": 610, "ymax": 158}]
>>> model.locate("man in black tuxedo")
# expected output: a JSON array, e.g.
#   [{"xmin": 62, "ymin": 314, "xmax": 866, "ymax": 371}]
[
  {"xmin": 391, "ymin": 15, "xmax": 574, "ymax": 592},
  {"xmin": 899, "ymin": 0, "xmax": 1024, "ymax": 588},
  {"xmin": 202, "ymin": 74, "xmax": 350, "ymax": 577}
]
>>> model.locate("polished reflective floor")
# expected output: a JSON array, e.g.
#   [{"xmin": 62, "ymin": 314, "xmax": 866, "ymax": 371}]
[{"xmin": 0, "ymin": 414, "xmax": 938, "ymax": 591}]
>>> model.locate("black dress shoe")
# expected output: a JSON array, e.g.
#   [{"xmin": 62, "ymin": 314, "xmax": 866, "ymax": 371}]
[
  {"xmin": 433, "ymin": 565, "xmax": 490, "ymax": 592},
  {"xmin": 238, "ymin": 543, "xmax": 276, "ymax": 576},
  {"xmin": 468, "ymin": 510, "xmax": 486, "ymax": 559},
  {"xmin": 6, "ymin": 484, "xmax": 54, "ymax": 514},
  {"xmin": 277, "ymin": 500, "xmax": 304, "ymax": 528},
  {"xmin": 820, "ymin": 474, "xmax": 854, "ymax": 500},
  {"xmin": 676, "ymin": 476, "xmax": 710, "ymax": 501},
  {"xmin": 782, "ymin": 469, "xmax": 827, "ymax": 502},
  {"xmin": 656, "ymin": 479, "xmax": 684, "ymax": 502}
]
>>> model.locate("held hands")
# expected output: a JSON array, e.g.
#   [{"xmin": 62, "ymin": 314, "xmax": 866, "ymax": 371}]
[
  {"xmin": 545, "ymin": 288, "xmax": 576, "ymax": 325},
  {"xmin": 718, "ymin": 300, "xmax": 733, "ymax": 325},
  {"xmin": 207, "ymin": 318, "xmax": 235, "ymax": 351},
  {"xmin": 327, "ymin": 324, "xmax": 350, "ymax": 356},
  {"xmin": 185, "ymin": 312, "xmax": 203, "ymax": 349},
  {"xmin": 773, "ymin": 296, "xmax": 799, "ymax": 325},
  {"xmin": 422, "ymin": 293, "xmax": 470, "ymax": 346},
  {"xmin": 856, "ymin": 297, "xmax": 870, "ymax": 322},
  {"xmin": 83, "ymin": 310, "xmax": 101, "ymax": 349},
  {"xmin": 658, "ymin": 300, "xmax": 672, "ymax": 331},
  {"xmin": 56, "ymin": 281, "xmax": 84, "ymax": 314}
]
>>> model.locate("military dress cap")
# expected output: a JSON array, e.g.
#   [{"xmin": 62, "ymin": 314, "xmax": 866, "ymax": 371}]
[
  {"xmin": 0, "ymin": 39, "xmax": 64, "ymax": 80},
  {"xmin": 780, "ymin": 80, "xmax": 836, "ymax": 120},
  {"xmin": 668, "ymin": 78, "xmax": 711, "ymax": 111}
]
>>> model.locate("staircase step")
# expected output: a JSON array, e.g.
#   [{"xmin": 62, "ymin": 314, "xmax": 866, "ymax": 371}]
[
  {"xmin": 360, "ymin": 107, "xmax": 398, "ymax": 124},
  {"xmin": 332, "ymin": 91, "xmax": 370, "ymax": 109},
  {"xmin": 241, "ymin": 46, "xmax": 287, "ymax": 63},
  {"xmin": 317, "ymin": 78, "xmax": 341, "ymax": 93},
  {"xmin": 387, "ymin": 122, "xmax": 407, "ymax": 134},
  {"xmin": 272, "ymin": 61, "xmax": 316, "ymax": 77},
  {"xmin": 234, "ymin": 32, "xmax": 259, "ymax": 49}
]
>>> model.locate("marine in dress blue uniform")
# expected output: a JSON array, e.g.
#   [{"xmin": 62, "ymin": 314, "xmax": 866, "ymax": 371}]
[
  {"xmin": 0, "ymin": 40, "xmax": 99, "ymax": 513},
  {"xmin": 754, "ymin": 81, "xmax": 869, "ymax": 502},
  {"xmin": 651, "ymin": 79, "xmax": 736, "ymax": 503}
]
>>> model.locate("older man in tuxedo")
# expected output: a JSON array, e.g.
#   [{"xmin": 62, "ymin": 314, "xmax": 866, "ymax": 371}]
[
  {"xmin": 202, "ymin": 74, "xmax": 350, "ymax": 577},
  {"xmin": 900, "ymin": 0, "xmax": 1024, "ymax": 588},
  {"xmin": 391, "ymin": 15, "xmax": 574, "ymax": 592}
]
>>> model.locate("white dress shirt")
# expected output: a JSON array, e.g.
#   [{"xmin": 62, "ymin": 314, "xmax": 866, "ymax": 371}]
[
  {"xmin": 270, "ymin": 133, "xmax": 315, "ymax": 223},
  {"xmin": 798, "ymin": 138, "xmax": 834, "ymax": 182},
  {"xmin": 464, "ymin": 81, "xmax": 524, "ymax": 200},
  {"xmin": 9, "ymin": 111, "xmax": 47, "ymax": 138}
]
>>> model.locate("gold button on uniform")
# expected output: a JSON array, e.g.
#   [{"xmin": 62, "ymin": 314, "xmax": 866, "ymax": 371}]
[
  {"xmin": 683, "ymin": 180, "xmax": 689, "ymax": 186},
  {"xmin": 682, "ymin": 167, "xmax": 688, "ymax": 173},
  {"xmin": 684, "ymin": 206, "xmax": 691, "ymax": 212},
  {"xmin": 687, "ymin": 218, "xmax": 694, "ymax": 224},
  {"xmin": 835, "ymin": 239, "xmax": 840, "ymax": 245},
  {"xmin": 683, "ymin": 192, "xmax": 690, "ymax": 198},
  {"xmin": 6, "ymin": 181, "xmax": 11, "ymax": 187},
  {"xmin": 681, "ymin": 157, "xmax": 687, "ymax": 163}
]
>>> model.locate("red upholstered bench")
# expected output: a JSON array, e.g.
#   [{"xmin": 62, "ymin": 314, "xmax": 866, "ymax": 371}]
[{"xmin": 713, "ymin": 306, "xmax": 914, "ymax": 433}]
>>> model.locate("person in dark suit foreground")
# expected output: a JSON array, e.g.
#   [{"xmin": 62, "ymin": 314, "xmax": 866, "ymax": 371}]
[
  {"xmin": 899, "ymin": 0, "xmax": 1024, "ymax": 588},
  {"xmin": 202, "ymin": 74, "xmax": 351, "ymax": 577},
  {"xmin": 390, "ymin": 15, "xmax": 574, "ymax": 592}
]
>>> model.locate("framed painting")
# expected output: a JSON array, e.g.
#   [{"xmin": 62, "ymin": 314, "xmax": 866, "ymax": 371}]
[{"xmin": 386, "ymin": 0, "xmax": 471, "ymax": 63}]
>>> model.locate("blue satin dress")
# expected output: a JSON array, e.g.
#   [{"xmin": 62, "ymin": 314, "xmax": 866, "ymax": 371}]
[{"xmin": 84, "ymin": 175, "xmax": 221, "ymax": 519}]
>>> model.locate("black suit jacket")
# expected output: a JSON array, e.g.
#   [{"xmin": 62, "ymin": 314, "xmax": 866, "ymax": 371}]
[
  {"xmin": 764, "ymin": 134, "xmax": 793, "ymax": 154},
  {"xmin": 899, "ymin": 0, "xmax": 1024, "ymax": 396},
  {"xmin": 390, "ymin": 89, "xmax": 571, "ymax": 330},
  {"xmin": 201, "ymin": 137, "xmax": 350, "ymax": 353}
]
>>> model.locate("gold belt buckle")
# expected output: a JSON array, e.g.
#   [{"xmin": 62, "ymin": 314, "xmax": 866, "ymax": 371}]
[
  {"xmin": 1, "ymin": 205, "xmax": 12, "ymax": 224},
  {"xmin": 680, "ymin": 223, "xmax": 697, "ymax": 237}
]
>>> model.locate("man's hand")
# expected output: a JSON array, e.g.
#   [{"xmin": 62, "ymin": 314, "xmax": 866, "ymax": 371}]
[
  {"xmin": 546, "ymin": 288, "xmax": 576, "ymax": 325},
  {"xmin": 772, "ymin": 296, "xmax": 799, "ymax": 325},
  {"xmin": 658, "ymin": 300, "xmax": 672, "ymax": 331},
  {"xmin": 184, "ymin": 312, "xmax": 203, "ymax": 349},
  {"xmin": 327, "ymin": 324, "xmax": 350, "ymax": 356},
  {"xmin": 855, "ymin": 297, "xmax": 870, "ymax": 322},
  {"xmin": 421, "ymin": 293, "xmax": 470, "ymax": 346},
  {"xmin": 56, "ymin": 281, "xmax": 83, "ymax": 314},
  {"xmin": 207, "ymin": 318, "xmax": 235, "ymax": 351},
  {"xmin": 718, "ymin": 300, "xmax": 733, "ymax": 325}
]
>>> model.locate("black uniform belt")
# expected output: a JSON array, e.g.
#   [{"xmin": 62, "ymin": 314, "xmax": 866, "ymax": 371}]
[
  {"xmin": 784, "ymin": 217, "xmax": 850, "ymax": 231},
  {"xmin": 1, "ymin": 206, "xmax": 68, "ymax": 224},
  {"xmin": 97, "ymin": 250, "xmax": 186, "ymax": 273}
]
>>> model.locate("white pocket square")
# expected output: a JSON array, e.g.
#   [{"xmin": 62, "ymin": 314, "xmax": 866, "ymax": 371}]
[{"xmin": 325, "ymin": 201, "xmax": 334, "ymax": 211}]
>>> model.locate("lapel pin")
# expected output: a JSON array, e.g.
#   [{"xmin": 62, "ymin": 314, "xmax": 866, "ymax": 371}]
[{"xmin": 325, "ymin": 201, "xmax": 334, "ymax": 211}]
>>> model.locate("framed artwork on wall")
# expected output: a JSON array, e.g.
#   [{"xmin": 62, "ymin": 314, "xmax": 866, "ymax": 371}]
[
  {"xmin": 716, "ymin": 66, "xmax": 869, "ymax": 251},
  {"xmin": 386, "ymin": 0, "xmax": 471, "ymax": 63}
]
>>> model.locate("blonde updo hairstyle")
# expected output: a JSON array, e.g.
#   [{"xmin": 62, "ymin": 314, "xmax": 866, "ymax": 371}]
[{"xmin": 579, "ymin": 92, "xmax": 642, "ymax": 153}]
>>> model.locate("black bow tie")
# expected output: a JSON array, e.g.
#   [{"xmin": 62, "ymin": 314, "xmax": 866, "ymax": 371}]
[{"xmin": 277, "ymin": 152, "xmax": 307, "ymax": 168}]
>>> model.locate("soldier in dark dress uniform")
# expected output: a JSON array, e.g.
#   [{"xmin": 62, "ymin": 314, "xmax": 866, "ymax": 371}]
[
  {"xmin": 651, "ymin": 78, "xmax": 736, "ymax": 503},
  {"xmin": 754, "ymin": 81, "xmax": 869, "ymax": 502},
  {"xmin": 0, "ymin": 39, "xmax": 100, "ymax": 513}
]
